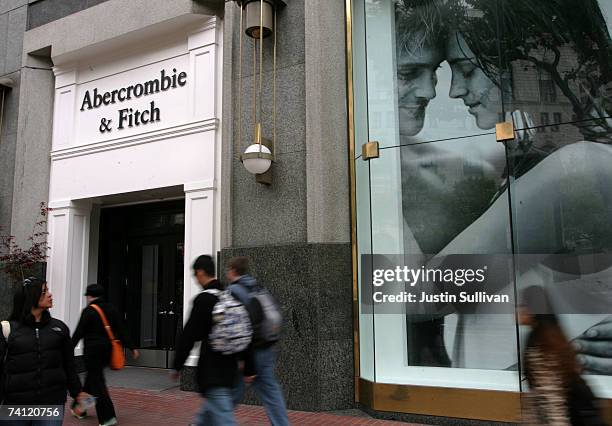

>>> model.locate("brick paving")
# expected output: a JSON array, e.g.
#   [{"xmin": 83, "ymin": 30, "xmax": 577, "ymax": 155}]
[{"xmin": 63, "ymin": 386, "xmax": 415, "ymax": 425}]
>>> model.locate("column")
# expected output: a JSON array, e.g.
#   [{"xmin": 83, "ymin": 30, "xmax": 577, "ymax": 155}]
[
  {"xmin": 182, "ymin": 180, "xmax": 216, "ymax": 366},
  {"xmin": 46, "ymin": 200, "xmax": 91, "ymax": 334}
]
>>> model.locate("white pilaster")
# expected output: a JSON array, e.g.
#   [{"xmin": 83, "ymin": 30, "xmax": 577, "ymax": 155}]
[
  {"xmin": 188, "ymin": 18, "xmax": 218, "ymax": 121},
  {"xmin": 183, "ymin": 180, "xmax": 216, "ymax": 366},
  {"xmin": 47, "ymin": 200, "xmax": 91, "ymax": 333},
  {"xmin": 51, "ymin": 67, "xmax": 77, "ymax": 150}
]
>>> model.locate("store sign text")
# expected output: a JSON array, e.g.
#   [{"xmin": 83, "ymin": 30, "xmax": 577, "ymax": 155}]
[{"xmin": 79, "ymin": 68, "xmax": 187, "ymax": 133}]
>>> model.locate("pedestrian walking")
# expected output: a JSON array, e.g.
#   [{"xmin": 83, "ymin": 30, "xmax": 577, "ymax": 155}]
[
  {"xmin": 519, "ymin": 286, "xmax": 604, "ymax": 425},
  {"xmin": 173, "ymin": 255, "xmax": 254, "ymax": 426},
  {"xmin": 0, "ymin": 276, "xmax": 89, "ymax": 426},
  {"xmin": 71, "ymin": 284, "xmax": 139, "ymax": 426},
  {"xmin": 227, "ymin": 257, "xmax": 289, "ymax": 426}
]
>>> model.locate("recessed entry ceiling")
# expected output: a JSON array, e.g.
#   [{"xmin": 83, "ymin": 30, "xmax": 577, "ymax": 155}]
[{"xmin": 85, "ymin": 185, "xmax": 185, "ymax": 207}]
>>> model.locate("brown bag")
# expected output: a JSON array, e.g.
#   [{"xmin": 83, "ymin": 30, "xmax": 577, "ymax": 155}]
[{"xmin": 90, "ymin": 304, "xmax": 125, "ymax": 370}]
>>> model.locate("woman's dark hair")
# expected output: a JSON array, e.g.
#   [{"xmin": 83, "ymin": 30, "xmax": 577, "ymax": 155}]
[
  {"xmin": 453, "ymin": 0, "xmax": 612, "ymax": 121},
  {"xmin": 9, "ymin": 276, "xmax": 47, "ymax": 323},
  {"xmin": 521, "ymin": 286, "xmax": 581, "ymax": 389}
]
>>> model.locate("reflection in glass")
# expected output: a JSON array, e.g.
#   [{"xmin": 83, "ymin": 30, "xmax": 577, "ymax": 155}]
[{"xmin": 141, "ymin": 245, "xmax": 159, "ymax": 348}]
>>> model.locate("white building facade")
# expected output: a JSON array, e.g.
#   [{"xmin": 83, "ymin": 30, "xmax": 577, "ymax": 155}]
[{"xmin": 45, "ymin": 15, "xmax": 223, "ymax": 366}]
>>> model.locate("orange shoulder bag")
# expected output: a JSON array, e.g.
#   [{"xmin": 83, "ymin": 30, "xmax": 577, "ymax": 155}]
[{"xmin": 90, "ymin": 304, "xmax": 125, "ymax": 370}]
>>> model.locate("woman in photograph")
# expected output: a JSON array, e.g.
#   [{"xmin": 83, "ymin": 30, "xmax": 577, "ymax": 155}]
[{"xmin": 400, "ymin": 0, "xmax": 612, "ymax": 371}]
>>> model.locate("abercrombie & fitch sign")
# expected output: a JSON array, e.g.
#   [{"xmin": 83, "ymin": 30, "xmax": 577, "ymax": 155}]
[{"xmin": 79, "ymin": 68, "xmax": 187, "ymax": 133}]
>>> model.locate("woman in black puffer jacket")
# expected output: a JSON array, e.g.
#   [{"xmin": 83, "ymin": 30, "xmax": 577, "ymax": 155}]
[{"xmin": 0, "ymin": 276, "xmax": 88, "ymax": 422}]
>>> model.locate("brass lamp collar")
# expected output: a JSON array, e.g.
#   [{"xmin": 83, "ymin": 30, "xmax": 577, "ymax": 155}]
[{"xmin": 240, "ymin": 152, "xmax": 274, "ymax": 162}]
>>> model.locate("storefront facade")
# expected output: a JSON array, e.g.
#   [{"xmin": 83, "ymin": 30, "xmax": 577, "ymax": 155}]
[
  {"xmin": 4, "ymin": 0, "xmax": 612, "ymax": 422},
  {"xmin": 7, "ymin": 0, "xmax": 227, "ymax": 370},
  {"xmin": 46, "ymin": 16, "xmax": 222, "ymax": 368},
  {"xmin": 5, "ymin": 0, "xmax": 355, "ymax": 414},
  {"xmin": 349, "ymin": 0, "xmax": 612, "ymax": 422}
]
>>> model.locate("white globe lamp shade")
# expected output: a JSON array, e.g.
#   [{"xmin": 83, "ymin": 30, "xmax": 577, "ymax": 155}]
[{"xmin": 242, "ymin": 143, "xmax": 272, "ymax": 174}]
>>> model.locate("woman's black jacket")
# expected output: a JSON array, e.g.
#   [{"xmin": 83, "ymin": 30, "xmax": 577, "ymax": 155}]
[
  {"xmin": 71, "ymin": 298, "xmax": 134, "ymax": 356},
  {"xmin": 0, "ymin": 310, "xmax": 82, "ymax": 404}
]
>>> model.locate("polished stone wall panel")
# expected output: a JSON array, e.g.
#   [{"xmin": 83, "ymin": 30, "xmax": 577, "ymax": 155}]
[{"xmin": 218, "ymin": 243, "xmax": 354, "ymax": 411}]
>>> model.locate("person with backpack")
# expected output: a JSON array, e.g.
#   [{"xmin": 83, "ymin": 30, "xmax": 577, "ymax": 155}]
[
  {"xmin": 71, "ymin": 284, "xmax": 139, "ymax": 426},
  {"xmin": 0, "ymin": 276, "xmax": 90, "ymax": 425},
  {"xmin": 173, "ymin": 254, "xmax": 254, "ymax": 426},
  {"xmin": 227, "ymin": 256, "xmax": 289, "ymax": 426}
]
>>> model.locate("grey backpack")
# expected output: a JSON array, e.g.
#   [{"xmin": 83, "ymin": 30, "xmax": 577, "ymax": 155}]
[
  {"xmin": 245, "ymin": 286, "xmax": 283, "ymax": 344},
  {"xmin": 230, "ymin": 282, "xmax": 283, "ymax": 344}
]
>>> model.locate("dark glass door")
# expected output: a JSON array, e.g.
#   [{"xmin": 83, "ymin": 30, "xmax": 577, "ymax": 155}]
[{"xmin": 98, "ymin": 200, "xmax": 184, "ymax": 368}]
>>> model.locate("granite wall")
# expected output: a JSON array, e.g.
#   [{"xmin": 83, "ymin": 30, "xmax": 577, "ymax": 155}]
[
  {"xmin": 27, "ymin": 0, "xmax": 112, "ymax": 30},
  {"xmin": 217, "ymin": 0, "xmax": 353, "ymax": 412},
  {"xmin": 0, "ymin": 0, "xmax": 27, "ymax": 251},
  {"xmin": 218, "ymin": 244, "xmax": 353, "ymax": 411}
]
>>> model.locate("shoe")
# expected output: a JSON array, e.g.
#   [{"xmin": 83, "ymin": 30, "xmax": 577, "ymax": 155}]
[
  {"xmin": 70, "ymin": 407, "xmax": 87, "ymax": 419},
  {"xmin": 99, "ymin": 417, "xmax": 118, "ymax": 426}
]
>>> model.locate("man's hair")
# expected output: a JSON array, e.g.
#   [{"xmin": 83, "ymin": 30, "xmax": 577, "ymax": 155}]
[
  {"xmin": 228, "ymin": 256, "xmax": 250, "ymax": 276},
  {"xmin": 193, "ymin": 254, "xmax": 215, "ymax": 277},
  {"xmin": 395, "ymin": 0, "xmax": 447, "ymax": 57}
]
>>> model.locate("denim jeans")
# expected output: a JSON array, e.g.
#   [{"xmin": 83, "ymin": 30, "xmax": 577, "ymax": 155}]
[
  {"xmin": 3, "ymin": 420, "xmax": 62, "ymax": 426},
  {"xmin": 194, "ymin": 387, "xmax": 236, "ymax": 426},
  {"xmin": 234, "ymin": 346, "xmax": 289, "ymax": 426}
]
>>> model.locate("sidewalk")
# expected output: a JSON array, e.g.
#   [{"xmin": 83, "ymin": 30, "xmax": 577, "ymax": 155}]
[{"xmin": 63, "ymin": 386, "xmax": 415, "ymax": 425}]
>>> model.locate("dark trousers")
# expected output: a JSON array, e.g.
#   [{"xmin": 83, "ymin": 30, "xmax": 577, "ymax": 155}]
[{"xmin": 83, "ymin": 345, "xmax": 115, "ymax": 423}]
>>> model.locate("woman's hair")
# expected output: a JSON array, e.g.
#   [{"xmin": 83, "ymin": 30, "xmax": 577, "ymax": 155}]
[
  {"xmin": 454, "ymin": 0, "xmax": 612, "ymax": 120},
  {"xmin": 9, "ymin": 276, "xmax": 47, "ymax": 323},
  {"xmin": 521, "ymin": 286, "xmax": 581, "ymax": 389}
]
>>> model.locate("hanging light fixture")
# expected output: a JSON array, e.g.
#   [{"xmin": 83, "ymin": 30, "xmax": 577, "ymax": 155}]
[
  {"xmin": 235, "ymin": 0, "xmax": 285, "ymax": 185},
  {"xmin": 245, "ymin": 0, "xmax": 274, "ymax": 38}
]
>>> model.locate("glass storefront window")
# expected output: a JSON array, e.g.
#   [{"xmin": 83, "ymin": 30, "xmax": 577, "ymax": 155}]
[{"xmin": 353, "ymin": 0, "xmax": 612, "ymax": 398}]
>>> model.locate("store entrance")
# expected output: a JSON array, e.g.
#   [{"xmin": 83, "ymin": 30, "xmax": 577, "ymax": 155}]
[{"xmin": 97, "ymin": 200, "xmax": 185, "ymax": 369}]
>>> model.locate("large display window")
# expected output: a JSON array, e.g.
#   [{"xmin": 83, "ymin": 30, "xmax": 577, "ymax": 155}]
[{"xmin": 351, "ymin": 0, "xmax": 612, "ymax": 404}]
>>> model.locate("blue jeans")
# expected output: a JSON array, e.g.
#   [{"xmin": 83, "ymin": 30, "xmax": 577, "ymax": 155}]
[
  {"xmin": 234, "ymin": 346, "xmax": 289, "ymax": 426},
  {"xmin": 194, "ymin": 387, "xmax": 236, "ymax": 426}
]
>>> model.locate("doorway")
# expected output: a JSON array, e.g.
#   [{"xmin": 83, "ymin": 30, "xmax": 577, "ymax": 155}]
[{"xmin": 97, "ymin": 200, "xmax": 185, "ymax": 368}]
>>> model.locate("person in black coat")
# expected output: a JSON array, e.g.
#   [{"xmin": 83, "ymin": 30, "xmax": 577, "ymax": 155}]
[
  {"xmin": 173, "ymin": 255, "xmax": 255, "ymax": 426},
  {"xmin": 71, "ymin": 284, "xmax": 139, "ymax": 426},
  {"xmin": 0, "ymin": 276, "xmax": 89, "ymax": 424}
]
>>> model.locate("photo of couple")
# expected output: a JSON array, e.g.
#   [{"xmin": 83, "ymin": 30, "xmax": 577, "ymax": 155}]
[{"xmin": 361, "ymin": 0, "xmax": 612, "ymax": 377}]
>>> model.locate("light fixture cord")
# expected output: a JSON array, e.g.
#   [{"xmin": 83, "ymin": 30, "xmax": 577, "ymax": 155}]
[
  {"xmin": 238, "ymin": 2, "xmax": 244, "ymax": 159},
  {"xmin": 273, "ymin": 4, "xmax": 277, "ymax": 161},
  {"xmin": 253, "ymin": 37, "xmax": 257, "ymax": 146},
  {"xmin": 258, "ymin": 0, "xmax": 264, "ymax": 154}
]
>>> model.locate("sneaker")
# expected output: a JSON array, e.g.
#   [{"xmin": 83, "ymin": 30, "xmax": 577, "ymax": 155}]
[
  {"xmin": 70, "ymin": 407, "xmax": 87, "ymax": 419},
  {"xmin": 99, "ymin": 417, "xmax": 118, "ymax": 426}
]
